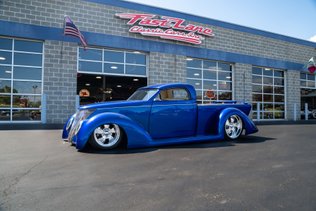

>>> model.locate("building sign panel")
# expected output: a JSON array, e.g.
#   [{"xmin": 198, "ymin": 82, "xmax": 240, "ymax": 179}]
[{"xmin": 116, "ymin": 13, "xmax": 214, "ymax": 45}]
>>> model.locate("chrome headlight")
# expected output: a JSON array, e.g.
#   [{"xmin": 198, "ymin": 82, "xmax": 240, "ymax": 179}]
[
  {"xmin": 74, "ymin": 120, "xmax": 83, "ymax": 135},
  {"xmin": 66, "ymin": 114, "xmax": 76, "ymax": 130},
  {"xmin": 73, "ymin": 109, "xmax": 95, "ymax": 135},
  {"xmin": 81, "ymin": 109, "xmax": 95, "ymax": 120}
]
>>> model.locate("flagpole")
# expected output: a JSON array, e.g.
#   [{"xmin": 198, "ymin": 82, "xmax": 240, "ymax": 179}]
[{"xmin": 60, "ymin": 15, "xmax": 68, "ymax": 61}]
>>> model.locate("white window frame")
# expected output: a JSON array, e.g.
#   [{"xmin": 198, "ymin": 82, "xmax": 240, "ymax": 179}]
[
  {"xmin": 0, "ymin": 37, "xmax": 44, "ymax": 123},
  {"xmin": 77, "ymin": 47, "xmax": 148, "ymax": 78},
  {"xmin": 251, "ymin": 66, "xmax": 286, "ymax": 120},
  {"xmin": 186, "ymin": 58, "xmax": 234, "ymax": 104}
]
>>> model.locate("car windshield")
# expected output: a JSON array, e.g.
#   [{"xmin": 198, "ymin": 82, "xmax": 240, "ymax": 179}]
[{"xmin": 127, "ymin": 89, "xmax": 158, "ymax": 101}]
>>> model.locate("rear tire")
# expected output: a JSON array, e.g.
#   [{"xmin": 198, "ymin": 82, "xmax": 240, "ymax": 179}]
[
  {"xmin": 224, "ymin": 114, "xmax": 243, "ymax": 140},
  {"xmin": 89, "ymin": 123, "xmax": 122, "ymax": 150}
]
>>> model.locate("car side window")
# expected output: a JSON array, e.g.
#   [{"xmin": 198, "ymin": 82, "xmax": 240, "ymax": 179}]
[{"xmin": 157, "ymin": 88, "xmax": 190, "ymax": 101}]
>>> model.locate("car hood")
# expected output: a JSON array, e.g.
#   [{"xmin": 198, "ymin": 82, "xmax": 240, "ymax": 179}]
[{"xmin": 80, "ymin": 100, "xmax": 149, "ymax": 110}]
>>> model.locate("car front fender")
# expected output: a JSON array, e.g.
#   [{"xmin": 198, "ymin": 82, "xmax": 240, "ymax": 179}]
[
  {"xmin": 62, "ymin": 114, "xmax": 76, "ymax": 140},
  {"xmin": 76, "ymin": 112, "xmax": 152, "ymax": 150},
  {"xmin": 218, "ymin": 108, "xmax": 258, "ymax": 137}
]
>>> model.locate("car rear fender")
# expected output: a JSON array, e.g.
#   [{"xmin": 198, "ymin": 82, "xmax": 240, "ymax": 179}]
[
  {"xmin": 218, "ymin": 108, "xmax": 258, "ymax": 136},
  {"xmin": 76, "ymin": 112, "xmax": 152, "ymax": 150}
]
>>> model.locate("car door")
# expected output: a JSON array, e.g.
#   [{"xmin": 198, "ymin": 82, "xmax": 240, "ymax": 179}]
[{"xmin": 149, "ymin": 87, "xmax": 197, "ymax": 139}]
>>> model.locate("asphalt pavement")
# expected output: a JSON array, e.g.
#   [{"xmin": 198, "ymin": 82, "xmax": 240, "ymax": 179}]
[{"xmin": 0, "ymin": 125, "xmax": 316, "ymax": 211}]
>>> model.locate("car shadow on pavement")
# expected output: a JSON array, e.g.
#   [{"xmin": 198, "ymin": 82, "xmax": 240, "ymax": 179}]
[
  {"xmin": 82, "ymin": 135, "xmax": 274, "ymax": 154},
  {"xmin": 235, "ymin": 135, "xmax": 275, "ymax": 144}
]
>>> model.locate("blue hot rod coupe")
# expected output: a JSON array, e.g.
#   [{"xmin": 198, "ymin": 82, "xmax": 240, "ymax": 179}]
[{"xmin": 62, "ymin": 83, "xmax": 258, "ymax": 150}]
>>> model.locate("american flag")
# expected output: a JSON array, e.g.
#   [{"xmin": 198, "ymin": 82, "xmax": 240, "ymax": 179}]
[
  {"xmin": 64, "ymin": 16, "xmax": 87, "ymax": 48},
  {"xmin": 307, "ymin": 57, "xmax": 316, "ymax": 74}
]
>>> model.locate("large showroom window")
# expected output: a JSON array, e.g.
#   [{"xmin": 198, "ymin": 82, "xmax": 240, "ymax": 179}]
[
  {"xmin": 300, "ymin": 72, "xmax": 316, "ymax": 119},
  {"xmin": 186, "ymin": 58, "xmax": 233, "ymax": 104},
  {"xmin": 252, "ymin": 66, "xmax": 285, "ymax": 120},
  {"xmin": 78, "ymin": 47, "xmax": 147, "ymax": 77},
  {"xmin": 0, "ymin": 37, "xmax": 43, "ymax": 122},
  {"xmin": 77, "ymin": 47, "xmax": 147, "ymax": 105}
]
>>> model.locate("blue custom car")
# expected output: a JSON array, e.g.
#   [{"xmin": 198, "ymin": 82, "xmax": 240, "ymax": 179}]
[{"xmin": 63, "ymin": 83, "xmax": 258, "ymax": 150}]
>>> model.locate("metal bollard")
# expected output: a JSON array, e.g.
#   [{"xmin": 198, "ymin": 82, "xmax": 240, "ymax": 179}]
[
  {"xmin": 305, "ymin": 103, "xmax": 308, "ymax": 120},
  {"xmin": 41, "ymin": 94, "xmax": 47, "ymax": 124},
  {"xmin": 294, "ymin": 103, "xmax": 297, "ymax": 121},
  {"xmin": 76, "ymin": 95, "xmax": 80, "ymax": 109},
  {"xmin": 257, "ymin": 102, "xmax": 260, "ymax": 121}
]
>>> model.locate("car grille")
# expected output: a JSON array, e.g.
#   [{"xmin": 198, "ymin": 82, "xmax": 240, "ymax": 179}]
[{"xmin": 68, "ymin": 110, "xmax": 85, "ymax": 143}]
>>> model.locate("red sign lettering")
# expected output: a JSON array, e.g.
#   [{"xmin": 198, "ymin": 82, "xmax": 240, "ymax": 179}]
[{"xmin": 116, "ymin": 13, "xmax": 214, "ymax": 45}]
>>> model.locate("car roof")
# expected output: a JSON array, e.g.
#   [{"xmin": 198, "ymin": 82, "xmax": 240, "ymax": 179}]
[{"xmin": 141, "ymin": 83, "xmax": 193, "ymax": 90}]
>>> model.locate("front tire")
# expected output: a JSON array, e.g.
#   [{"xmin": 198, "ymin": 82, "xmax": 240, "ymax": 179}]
[
  {"xmin": 89, "ymin": 123, "xmax": 122, "ymax": 150},
  {"xmin": 224, "ymin": 114, "xmax": 243, "ymax": 140}
]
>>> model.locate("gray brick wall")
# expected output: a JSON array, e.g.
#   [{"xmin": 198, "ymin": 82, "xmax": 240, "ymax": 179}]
[
  {"xmin": 233, "ymin": 63, "xmax": 252, "ymax": 103},
  {"xmin": 0, "ymin": 0, "xmax": 315, "ymax": 64},
  {"xmin": 44, "ymin": 40, "xmax": 77, "ymax": 123},
  {"xmin": 286, "ymin": 70, "xmax": 301, "ymax": 120},
  {"xmin": 148, "ymin": 53, "xmax": 186, "ymax": 84}
]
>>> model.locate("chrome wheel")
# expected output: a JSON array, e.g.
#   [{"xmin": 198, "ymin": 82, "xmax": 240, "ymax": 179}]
[
  {"xmin": 225, "ymin": 115, "xmax": 243, "ymax": 140},
  {"xmin": 93, "ymin": 124, "xmax": 121, "ymax": 148}
]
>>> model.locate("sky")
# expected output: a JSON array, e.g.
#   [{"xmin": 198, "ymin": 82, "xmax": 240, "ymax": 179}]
[{"xmin": 125, "ymin": 0, "xmax": 316, "ymax": 42}]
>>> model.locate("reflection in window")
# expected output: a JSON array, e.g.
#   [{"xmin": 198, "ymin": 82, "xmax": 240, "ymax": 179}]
[
  {"xmin": 0, "ymin": 95, "xmax": 11, "ymax": 107},
  {"xmin": 187, "ymin": 68, "xmax": 202, "ymax": 79},
  {"xmin": 14, "ymin": 67, "xmax": 42, "ymax": 80},
  {"xmin": 14, "ymin": 53, "xmax": 42, "ymax": 66},
  {"xmin": 14, "ymin": 40, "xmax": 43, "ymax": 53},
  {"xmin": 104, "ymin": 50, "xmax": 124, "ymax": 63},
  {"xmin": 13, "ymin": 81, "xmax": 41, "ymax": 94},
  {"xmin": 104, "ymin": 63, "xmax": 124, "ymax": 74},
  {"xmin": 300, "ymin": 72, "xmax": 316, "ymax": 89},
  {"xmin": 0, "ymin": 109, "xmax": 10, "ymax": 120},
  {"xmin": 0, "ymin": 66, "xmax": 12, "ymax": 79},
  {"xmin": 0, "ymin": 80, "xmax": 11, "ymax": 93},
  {"xmin": 159, "ymin": 88, "xmax": 190, "ymax": 101},
  {"xmin": 126, "ymin": 65, "xmax": 146, "ymax": 75},
  {"xmin": 79, "ymin": 61, "xmax": 102, "ymax": 72},
  {"xmin": 187, "ymin": 59, "xmax": 202, "ymax": 68},
  {"xmin": 186, "ymin": 58, "xmax": 233, "ymax": 103},
  {"xmin": 0, "ymin": 37, "xmax": 43, "ymax": 122},
  {"xmin": 12, "ymin": 109, "xmax": 41, "ymax": 121},
  {"xmin": 0, "ymin": 51, "xmax": 12, "ymax": 65},
  {"xmin": 79, "ymin": 48, "xmax": 102, "ymax": 60},
  {"xmin": 126, "ymin": 53, "xmax": 146, "ymax": 65},
  {"xmin": 203, "ymin": 69, "xmax": 216, "ymax": 80},
  {"xmin": 0, "ymin": 38, "xmax": 12, "ymax": 50},
  {"xmin": 79, "ymin": 47, "xmax": 147, "ymax": 77},
  {"xmin": 252, "ymin": 66, "xmax": 285, "ymax": 120},
  {"xmin": 13, "ymin": 95, "xmax": 41, "ymax": 108}
]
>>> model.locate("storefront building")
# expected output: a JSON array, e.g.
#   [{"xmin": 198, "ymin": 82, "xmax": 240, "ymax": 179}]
[{"xmin": 0, "ymin": 0, "xmax": 315, "ymax": 127}]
